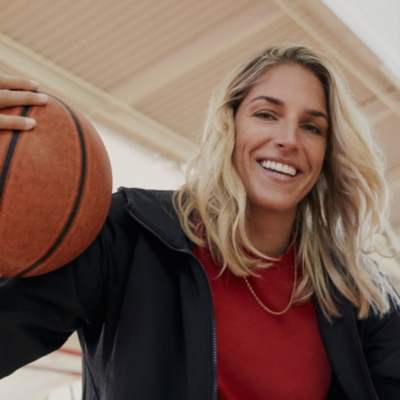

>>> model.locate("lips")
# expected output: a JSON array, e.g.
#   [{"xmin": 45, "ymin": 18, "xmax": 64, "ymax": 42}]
[{"xmin": 260, "ymin": 160, "xmax": 298, "ymax": 177}]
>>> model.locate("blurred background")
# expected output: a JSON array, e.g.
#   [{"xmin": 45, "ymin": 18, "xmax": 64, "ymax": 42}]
[{"xmin": 0, "ymin": 0, "xmax": 399, "ymax": 398}]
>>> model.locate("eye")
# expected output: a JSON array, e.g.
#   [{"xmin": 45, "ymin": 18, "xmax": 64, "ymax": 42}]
[
  {"xmin": 302, "ymin": 124, "xmax": 321, "ymax": 134},
  {"xmin": 254, "ymin": 111, "xmax": 276, "ymax": 120}
]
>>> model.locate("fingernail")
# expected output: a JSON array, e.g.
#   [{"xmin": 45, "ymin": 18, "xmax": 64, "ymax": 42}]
[
  {"xmin": 30, "ymin": 80, "xmax": 39, "ymax": 86},
  {"xmin": 38, "ymin": 93, "xmax": 48, "ymax": 102},
  {"xmin": 25, "ymin": 118, "xmax": 36, "ymax": 128}
]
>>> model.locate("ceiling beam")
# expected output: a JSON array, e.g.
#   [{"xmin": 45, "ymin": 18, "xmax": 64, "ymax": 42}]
[
  {"xmin": 272, "ymin": 0, "xmax": 400, "ymax": 120},
  {"xmin": 108, "ymin": 2, "xmax": 282, "ymax": 105},
  {"xmin": 0, "ymin": 32, "xmax": 196, "ymax": 163}
]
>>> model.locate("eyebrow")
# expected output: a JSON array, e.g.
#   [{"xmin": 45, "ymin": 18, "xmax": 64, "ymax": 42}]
[
  {"xmin": 250, "ymin": 95, "xmax": 329, "ymax": 123},
  {"xmin": 305, "ymin": 110, "xmax": 329, "ymax": 123},
  {"xmin": 250, "ymin": 95, "xmax": 283, "ymax": 107}
]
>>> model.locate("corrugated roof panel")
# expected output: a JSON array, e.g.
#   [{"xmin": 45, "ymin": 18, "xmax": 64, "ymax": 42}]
[
  {"xmin": 0, "ymin": 0, "xmax": 259, "ymax": 91},
  {"xmin": 87, "ymin": 0, "xmax": 259, "ymax": 89},
  {"xmin": 1, "ymin": 0, "xmax": 56, "ymax": 34}
]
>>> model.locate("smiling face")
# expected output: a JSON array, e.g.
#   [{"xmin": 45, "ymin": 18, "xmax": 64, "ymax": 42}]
[{"xmin": 233, "ymin": 63, "xmax": 329, "ymax": 220}]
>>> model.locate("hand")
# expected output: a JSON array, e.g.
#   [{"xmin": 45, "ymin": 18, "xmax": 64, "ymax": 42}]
[{"xmin": 0, "ymin": 73, "xmax": 48, "ymax": 131}]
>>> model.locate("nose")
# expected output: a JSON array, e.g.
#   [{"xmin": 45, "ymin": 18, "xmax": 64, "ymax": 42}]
[{"xmin": 274, "ymin": 121, "xmax": 299, "ymax": 151}]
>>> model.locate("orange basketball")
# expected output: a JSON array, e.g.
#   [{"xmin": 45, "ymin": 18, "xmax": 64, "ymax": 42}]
[{"xmin": 0, "ymin": 94, "xmax": 112, "ymax": 277}]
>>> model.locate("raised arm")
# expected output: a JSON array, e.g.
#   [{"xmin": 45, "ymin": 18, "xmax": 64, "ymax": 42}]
[{"xmin": 0, "ymin": 190, "xmax": 136, "ymax": 378}]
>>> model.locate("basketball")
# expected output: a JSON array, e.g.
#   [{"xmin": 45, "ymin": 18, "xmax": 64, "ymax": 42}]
[{"xmin": 0, "ymin": 94, "xmax": 112, "ymax": 277}]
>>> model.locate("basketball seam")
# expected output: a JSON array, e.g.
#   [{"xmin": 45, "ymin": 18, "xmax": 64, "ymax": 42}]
[
  {"xmin": 0, "ymin": 105, "xmax": 30, "ymax": 225},
  {"xmin": 17, "ymin": 96, "xmax": 87, "ymax": 277}
]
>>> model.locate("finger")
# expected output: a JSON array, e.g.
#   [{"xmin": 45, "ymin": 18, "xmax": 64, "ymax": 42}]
[
  {"xmin": 0, "ymin": 114, "xmax": 36, "ymax": 131},
  {"xmin": 0, "ymin": 90, "xmax": 47, "ymax": 109},
  {"xmin": 0, "ymin": 73, "xmax": 39, "ymax": 91}
]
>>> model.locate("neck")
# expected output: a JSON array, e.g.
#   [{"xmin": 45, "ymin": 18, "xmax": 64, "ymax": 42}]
[{"xmin": 246, "ymin": 205, "xmax": 297, "ymax": 256}]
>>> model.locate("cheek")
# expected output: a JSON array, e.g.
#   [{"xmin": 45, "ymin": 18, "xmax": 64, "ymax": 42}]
[
  {"xmin": 310, "ymin": 151, "xmax": 326, "ymax": 187},
  {"xmin": 318, "ymin": 143, "xmax": 327, "ymax": 167},
  {"xmin": 309, "ymin": 139, "xmax": 327, "ymax": 171}
]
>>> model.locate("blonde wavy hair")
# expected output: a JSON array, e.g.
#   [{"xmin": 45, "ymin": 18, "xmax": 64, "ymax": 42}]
[{"xmin": 173, "ymin": 43, "xmax": 399, "ymax": 320}]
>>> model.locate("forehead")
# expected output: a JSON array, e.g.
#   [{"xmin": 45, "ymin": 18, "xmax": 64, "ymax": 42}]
[{"xmin": 243, "ymin": 64, "xmax": 327, "ymax": 110}]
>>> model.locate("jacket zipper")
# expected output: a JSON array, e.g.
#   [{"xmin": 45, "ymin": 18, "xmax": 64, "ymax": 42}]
[
  {"xmin": 125, "ymin": 207, "xmax": 218, "ymax": 400},
  {"xmin": 351, "ymin": 309, "xmax": 380, "ymax": 400}
]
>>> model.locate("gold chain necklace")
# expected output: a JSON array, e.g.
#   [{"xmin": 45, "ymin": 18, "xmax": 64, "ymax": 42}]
[{"xmin": 243, "ymin": 264, "xmax": 297, "ymax": 316}]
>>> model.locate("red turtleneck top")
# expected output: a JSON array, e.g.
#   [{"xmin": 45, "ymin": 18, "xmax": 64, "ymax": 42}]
[{"xmin": 193, "ymin": 243, "xmax": 332, "ymax": 400}]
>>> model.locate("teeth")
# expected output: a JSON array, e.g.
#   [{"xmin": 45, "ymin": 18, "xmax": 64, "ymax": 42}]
[{"xmin": 261, "ymin": 161, "xmax": 297, "ymax": 176}]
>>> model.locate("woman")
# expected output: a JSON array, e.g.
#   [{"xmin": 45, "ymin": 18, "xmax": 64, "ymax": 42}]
[{"xmin": 0, "ymin": 44, "xmax": 399, "ymax": 399}]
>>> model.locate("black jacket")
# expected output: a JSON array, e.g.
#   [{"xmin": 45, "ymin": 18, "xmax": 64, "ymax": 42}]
[{"xmin": 0, "ymin": 187, "xmax": 400, "ymax": 399}]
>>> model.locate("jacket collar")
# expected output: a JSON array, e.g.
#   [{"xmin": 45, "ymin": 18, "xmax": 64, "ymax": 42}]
[{"xmin": 119, "ymin": 187, "xmax": 190, "ymax": 251}]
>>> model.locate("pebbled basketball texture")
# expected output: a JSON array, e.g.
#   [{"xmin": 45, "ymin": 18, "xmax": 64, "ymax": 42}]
[{"xmin": 0, "ymin": 94, "xmax": 112, "ymax": 277}]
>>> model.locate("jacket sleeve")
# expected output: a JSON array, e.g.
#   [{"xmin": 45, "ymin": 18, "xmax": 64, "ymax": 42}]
[
  {"xmin": 0, "ymin": 191, "xmax": 136, "ymax": 378},
  {"xmin": 359, "ymin": 302, "xmax": 400, "ymax": 399}
]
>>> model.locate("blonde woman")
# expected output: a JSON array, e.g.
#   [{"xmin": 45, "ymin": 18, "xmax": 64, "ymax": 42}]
[{"xmin": 0, "ymin": 44, "xmax": 399, "ymax": 400}]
